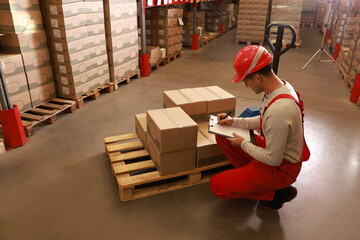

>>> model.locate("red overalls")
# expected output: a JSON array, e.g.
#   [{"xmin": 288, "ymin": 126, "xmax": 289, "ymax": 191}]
[{"xmin": 210, "ymin": 90, "xmax": 310, "ymax": 201}]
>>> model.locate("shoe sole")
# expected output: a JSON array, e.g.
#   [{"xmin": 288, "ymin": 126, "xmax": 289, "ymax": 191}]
[{"xmin": 260, "ymin": 187, "xmax": 298, "ymax": 210}]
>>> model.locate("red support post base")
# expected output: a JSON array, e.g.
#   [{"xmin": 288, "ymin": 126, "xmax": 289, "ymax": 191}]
[
  {"xmin": 333, "ymin": 43, "xmax": 341, "ymax": 60},
  {"xmin": 191, "ymin": 34, "xmax": 199, "ymax": 50},
  {"xmin": 324, "ymin": 29, "xmax": 331, "ymax": 44},
  {"xmin": 219, "ymin": 24, "xmax": 224, "ymax": 35},
  {"xmin": 0, "ymin": 105, "xmax": 26, "ymax": 148},
  {"xmin": 140, "ymin": 53, "xmax": 150, "ymax": 77},
  {"xmin": 350, "ymin": 74, "xmax": 360, "ymax": 103}
]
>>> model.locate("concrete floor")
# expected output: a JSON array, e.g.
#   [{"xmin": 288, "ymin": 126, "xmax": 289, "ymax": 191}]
[{"xmin": 1, "ymin": 27, "xmax": 360, "ymax": 240}]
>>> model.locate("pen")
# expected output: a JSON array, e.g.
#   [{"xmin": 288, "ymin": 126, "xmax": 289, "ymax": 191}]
[{"xmin": 218, "ymin": 111, "xmax": 232, "ymax": 124}]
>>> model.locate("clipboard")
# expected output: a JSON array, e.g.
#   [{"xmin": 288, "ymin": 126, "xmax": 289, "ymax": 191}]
[{"xmin": 208, "ymin": 115, "xmax": 255, "ymax": 144}]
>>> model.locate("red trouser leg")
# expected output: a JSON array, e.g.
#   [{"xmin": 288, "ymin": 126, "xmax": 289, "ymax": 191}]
[{"xmin": 210, "ymin": 135, "xmax": 302, "ymax": 201}]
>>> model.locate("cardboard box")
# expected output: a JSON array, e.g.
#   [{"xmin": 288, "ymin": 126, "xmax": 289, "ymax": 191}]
[
  {"xmin": 104, "ymin": 1, "xmax": 136, "ymax": 20},
  {"xmin": 157, "ymin": 26, "xmax": 182, "ymax": 38},
  {"xmin": 147, "ymin": 133, "xmax": 196, "ymax": 176},
  {"xmin": 29, "ymin": 82, "xmax": 56, "ymax": 107},
  {"xmin": 0, "ymin": 0, "xmax": 40, "ymax": 11},
  {"xmin": 86, "ymin": 13, "xmax": 104, "ymax": 25},
  {"xmin": 21, "ymin": 48, "xmax": 51, "ymax": 72},
  {"xmin": 44, "ymin": 14, "xmax": 87, "ymax": 30},
  {"xmin": 48, "ymin": 37, "xmax": 89, "ymax": 54},
  {"xmin": 109, "ymin": 45, "xmax": 138, "ymax": 67},
  {"xmin": 146, "ymin": 107, "xmax": 198, "ymax": 153},
  {"xmin": 0, "ymin": 54, "xmax": 25, "ymax": 77},
  {"xmin": 106, "ymin": 31, "xmax": 138, "ymax": 52},
  {"xmin": 157, "ymin": 18, "xmax": 180, "ymax": 28},
  {"xmin": 43, "ymin": 0, "xmax": 82, "ymax": 3},
  {"xmin": 165, "ymin": 43, "xmax": 182, "ymax": 57},
  {"xmin": 163, "ymin": 88, "xmax": 207, "ymax": 121},
  {"xmin": 135, "ymin": 113, "xmax": 147, "ymax": 149},
  {"xmin": 47, "ymin": 25, "xmax": 88, "ymax": 42},
  {"xmin": 88, "ymin": 34, "xmax": 106, "ymax": 48},
  {"xmin": 8, "ymin": 91, "xmax": 32, "ymax": 112},
  {"xmin": 52, "ymin": 48, "xmax": 90, "ymax": 66},
  {"xmin": 86, "ymin": 24, "xmax": 105, "ymax": 36},
  {"xmin": 43, "ymin": 2, "xmax": 84, "ymax": 17},
  {"xmin": 83, "ymin": 1, "xmax": 103, "ymax": 13},
  {"xmin": 192, "ymin": 86, "xmax": 236, "ymax": 119},
  {"xmin": 146, "ymin": 8, "xmax": 183, "ymax": 19},
  {"xmin": 157, "ymin": 35, "xmax": 182, "ymax": 48},
  {"xmin": 53, "ymin": 57, "xmax": 94, "ymax": 76},
  {"xmin": 106, "ymin": 17, "xmax": 137, "ymax": 37},
  {"xmin": 0, "ymin": 30, "xmax": 47, "ymax": 53},
  {"xmin": 110, "ymin": 58, "xmax": 138, "ymax": 81},
  {"xmin": 0, "ymin": 10, "xmax": 43, "ymax": 34},
  {"xmin": 146, "ymin": 46, "xmax": 161, "ymax": 67},
  {"xmin": 89, "ymin": 45, "xmax": 107, "ymax": 58},
  {"xmin": 196, "ymin": 130, "xmax": 226, "ymax": 168},
  {"xmin": 92, "ymin": 54, "xmax": 108, "ymax": 68},
  {"xmin": 25, "ymin": 65, "xmax": 54, "ymax": 89},
  {"xmin": 4, "ymin": 72, "xmax": 28, "ymax": 96}
]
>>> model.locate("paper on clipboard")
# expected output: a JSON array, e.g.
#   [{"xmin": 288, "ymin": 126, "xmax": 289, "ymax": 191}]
[{"xmin": 208, "ymin": 115, "xmax": 251, "ymax": 141}]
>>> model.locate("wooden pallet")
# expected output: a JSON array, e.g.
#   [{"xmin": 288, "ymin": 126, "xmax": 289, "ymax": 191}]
[
  {"xmin": 112, "ymin": 70, "xmax": 141, "ymax": 90},
  {"xmin": 235, "ymin": 40, "xmax": 263, "ymax": 46},
  {"xmin": 166, "ymin": 52, "xmax": 182, "ymax": 64},
  {"xmin": 149, "ymin": 58, "xmax": 166, "ymax": 73},
  {"xmin": 300, "ymin": 22, "xmax": 314, "ymax": 27},
  {"xmin": 21, "ymin": 98, "xmax": 76, "ymax": 137},
  {"xmin": 0, "ymin": 139, "xmax": 5, "ymax": 154},
  {"xmin": 104, "ymin": 133, "xmax": 232, "ymax": 202}
]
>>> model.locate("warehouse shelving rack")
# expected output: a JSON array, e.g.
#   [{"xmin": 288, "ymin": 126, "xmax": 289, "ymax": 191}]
[{"xmin": 138, "ymin": 0, "xmax": 227, "ymax": 77}]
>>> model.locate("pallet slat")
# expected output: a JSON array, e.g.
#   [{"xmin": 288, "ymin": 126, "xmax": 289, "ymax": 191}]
[
  {"xmin": 106, "ymin": 140, "xmax": 143, "ymax": 154},
  {"xmin": 104, "ymin": 132, "xmax": 138, "ymax": 144},
  {"xmin": 109, "ymin": 149, "xmax": 149, "ymax": 163},
  {"xmin": 41, "ymin": 102, "xmax": 65, "ymax": 110},
  {"xmin": 28, "ymin": 108, "xmax": 56, "ymax": 115},
  {"xmin": 21, "ymin": 113, "xmax": 44, "ymax": 121},
  {"xmin": 113, "ymin": 160, "xmax": 155, "ymax": 175}
]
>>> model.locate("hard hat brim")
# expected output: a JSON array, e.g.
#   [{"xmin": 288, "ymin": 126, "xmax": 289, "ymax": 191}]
[{"xmin": 232, "ymin": 74, "xmax": 243, "ymax": 83}]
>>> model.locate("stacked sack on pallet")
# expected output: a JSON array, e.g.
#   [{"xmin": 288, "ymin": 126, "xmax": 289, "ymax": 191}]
[
  {"xmin": 104, "ymin": 0, "xmax": 139, "ymax": 83},
  {"xmin": 236, "ymin": 0, "xmax": 269, "ymax": 43},
  {"xmin": 135, "ymin": 86, "xmax": 236, "ymax": 176},
  {"xmin": 0, "ymin": 0, "xmax": 55, "ymax": 112},
  {"xmin": 301, "ymin": 0, "xmax": 318, "ymax": 26},
  {"xmin": 41, "ymin": 0, "xmax": 110, "ymax": 100},
  {"xmin": 182, "ymin": 10, "xmax": 206, "ymax": 47},
  {"xmin": 145, "ymin": 8, "xmax": 183, "ymax": 57}
]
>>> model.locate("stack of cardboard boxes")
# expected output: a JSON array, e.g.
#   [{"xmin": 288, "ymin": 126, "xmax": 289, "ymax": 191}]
[
  {"xmin": 270, "ymin": 0, "xmax": 302, "ymax": 44},
  {"xmin": 145, "ymin": 8, "xmax": 183, "ymax": 57},
  {"xmin": 205, "ymin": 10, "xmax": 229, "ymax": 33},
  {"xmin": 0, "ymin": 0, "xmax": 55, "ymax": 112},
  {"xmin": 224, "ymin": 3, "xmax": 237, "ymax": 30},
  {"xmin": 236, "ymin": 0, "xmax": 269, "ymax": 43},
  {"xmin": 104, "ymin": 0, "xmax": 139, "ymax": 82},
  {"xmin": 330, "ymin": 0, "xmax": 351, "ymax": 49},
  {"xmin": 41, "ymin": 0, "xmax": 110, "ymax": 100},
  {"xmin": 315, "ymin": 0, "xmax": 327, "ymax": 28},
  {"xmin": 135, "ymin": 86, "xmax": 236, "ymax": 176},
  {"xmin": 182, "ymin": 10, "xmax": 205, "ymax": 47}
]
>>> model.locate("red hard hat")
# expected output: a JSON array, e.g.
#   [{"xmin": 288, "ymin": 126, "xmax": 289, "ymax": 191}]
[{"xmin": 232, "ymin": 45, "xmax": 273, "ymax": 83}]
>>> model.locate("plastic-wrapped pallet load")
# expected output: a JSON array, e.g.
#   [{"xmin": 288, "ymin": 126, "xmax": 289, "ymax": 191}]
[
  {"xmin": 0, "ymin": 0, "xmax": 56, "ymax": 110},
  {"xmin": 145, "ymin": 8, "xmax": 183, "ymax": 57},
  {"xmin": 236, "ymin": 0, "xmax": 269, "ymax": 44},
  {"xmin": 182, "ymin": 10, "xmax": 205, "ymax": 47},
  {"xmin": 41, "ymin": 0, "xmax": 110, "ymax": 100},
  {"xmin": 104, "ymin": 0, "xmax": 138, "ymax": 83},
  {"xmin": 270, "ymin": 0, "xmax": 302, "ymax": 46},
  {"xmin": 206, "ymin": 10, "xmax": 229, "ymax": 33},
  {"xmin": 301, "ymin": 0, "xmax": 318, "ymax": 26}
]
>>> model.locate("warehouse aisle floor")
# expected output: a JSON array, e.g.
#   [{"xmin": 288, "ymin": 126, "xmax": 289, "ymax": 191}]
[{"xmin": 1, "ymin": 27, "xmax": 359, "ymax": 240}]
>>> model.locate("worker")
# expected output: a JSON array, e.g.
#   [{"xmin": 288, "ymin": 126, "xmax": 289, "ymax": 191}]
[{"xmin": 210, "ymin": 45, "xmax": 310, "ymax": 210}]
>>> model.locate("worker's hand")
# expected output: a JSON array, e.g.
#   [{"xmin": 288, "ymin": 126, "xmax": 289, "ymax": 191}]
[
  {"xmin": 227, "ymin": 133, "xmax": 245, "ymax": 148},
  {"xmin": 217, "ymin": 113, "xmax": 233, "ymax": 126}
]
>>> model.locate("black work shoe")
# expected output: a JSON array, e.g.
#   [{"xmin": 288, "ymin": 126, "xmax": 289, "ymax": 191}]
[{"xmin": 259, "ymin": 186, "xmax": 298, "ymax": 210}]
